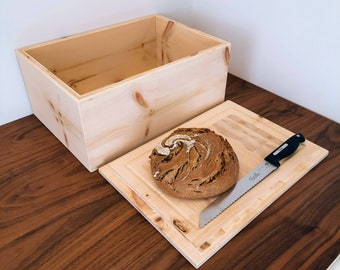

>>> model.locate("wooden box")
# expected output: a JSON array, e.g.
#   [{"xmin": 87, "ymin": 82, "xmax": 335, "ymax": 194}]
[{"xmin": 17, "ymin": 15, "xmax": 230, "ymax": 172}]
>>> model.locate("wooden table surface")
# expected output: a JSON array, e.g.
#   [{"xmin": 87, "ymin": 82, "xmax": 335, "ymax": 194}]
[{"xmin": 1, "ymin": 75, "xmax": 339, "ymax": 270}]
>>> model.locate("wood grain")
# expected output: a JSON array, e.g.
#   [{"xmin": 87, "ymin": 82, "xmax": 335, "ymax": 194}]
[
  {"xmin": 16, "ymin": 15, "xmax": 230, "ymax": 172},
  {"xmin": 0, "ymin": 74, "xmax": 339, "ymax": 269},
  {"xmin": 99, "ymin": 101, "xmax": 328, "ymax": 268}
]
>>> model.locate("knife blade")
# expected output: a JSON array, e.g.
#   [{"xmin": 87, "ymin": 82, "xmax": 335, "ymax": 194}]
[{"xmin": 199, "ymin": 133, "xmax": 305, "ymax": 228}]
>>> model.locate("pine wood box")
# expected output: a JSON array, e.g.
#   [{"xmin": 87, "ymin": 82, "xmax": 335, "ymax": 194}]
[{"xmin": 16, "ymin": 15, "xmax": 231, "ymax": 172}]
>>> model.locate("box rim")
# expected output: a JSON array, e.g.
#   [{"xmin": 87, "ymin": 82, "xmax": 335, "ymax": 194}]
[
  {"xmin": 16, "ymin": 14, "xmax": 231, "ymax": 100},
  {"xmin": 16, "ymin": 14, "xmax": 229, "ymax": 52}
]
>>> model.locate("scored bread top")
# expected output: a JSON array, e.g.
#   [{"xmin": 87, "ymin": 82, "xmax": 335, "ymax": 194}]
[{"xmin": 149, "ymin": 128, "xmax": 239, "ymax": 199}]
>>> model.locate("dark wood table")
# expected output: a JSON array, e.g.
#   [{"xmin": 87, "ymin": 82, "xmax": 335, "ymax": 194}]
[{"xmin": 1, "ymin": 75, "xmax": 339, "ymax": 270}]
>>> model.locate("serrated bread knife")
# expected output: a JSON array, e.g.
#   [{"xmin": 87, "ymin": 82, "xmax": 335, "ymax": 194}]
[{"xmin": 200, "ymin": 133, "xmax": 305, "ymax": 228}]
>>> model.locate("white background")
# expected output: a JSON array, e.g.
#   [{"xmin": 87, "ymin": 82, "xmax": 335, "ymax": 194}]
[{"xmin": 1, "ymin": 0, "xmax": 339, "ymax": 125}]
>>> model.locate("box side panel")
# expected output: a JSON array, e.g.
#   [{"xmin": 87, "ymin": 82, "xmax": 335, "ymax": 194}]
[
  {"xmin": 16, "ymin": 51, "xmax": 90, "ymax": 170},
  {"xmin": 80, "ymin": 45, "xmax": 229, "ymax": 170}
]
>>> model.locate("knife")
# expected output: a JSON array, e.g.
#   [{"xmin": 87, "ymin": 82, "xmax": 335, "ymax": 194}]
[{"xmin": 199, "ymin": 133, "xmax": 305, "ymax": 228}]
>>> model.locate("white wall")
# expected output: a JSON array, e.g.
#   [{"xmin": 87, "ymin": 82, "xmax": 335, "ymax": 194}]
[
  {"xmin": 1, "ymin": 0, "xmax": 339, "ymax": 125},
  {"xmin": 0, "ymin": 0, "xmax": 194, "ymax": 126},
  {"xmin": 0, "ymin": 0, "xmax": 159, "ymax": 125},
  {"xmin": 192, "ymin": 0, "xmax": 340, "ymax": 123}
]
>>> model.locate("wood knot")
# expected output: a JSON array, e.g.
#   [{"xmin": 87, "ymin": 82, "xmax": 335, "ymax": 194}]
[
  {"xmin": 155, "ymin": 217, "xmax": 162, "ymax": 222},
  {"xmin": 47, "ymin": 99, "xmax": 69, "ymax": 147},
  {"xmin": 48, "ymin": 100, "xmax": 55, "ymax": 111},
  {"xmin": 134, "ymin": 90, "xmax": 149, "ymax": 108},
  {"xmin": 200, "ymin": 241, "xmax": 211, "ymax": 250},
  {"xmin": 162, "ymin": 21, "xmax": 174, "ymax": 40},
  {"xmin": 145, "ymin": 126, "xmax": 150, "ymax": 138},
  {"xmin": 173, "ymin": 219, "xmax": 188, "ymax": 233},
  {"xmin": 225, "ymin": 47, "xmax": 230, "ymax": 66}
]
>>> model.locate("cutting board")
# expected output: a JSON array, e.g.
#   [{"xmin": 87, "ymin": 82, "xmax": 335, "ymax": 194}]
[{"xmin": 99, "ymin": 100, "xmax": 328, "ymax": 268}]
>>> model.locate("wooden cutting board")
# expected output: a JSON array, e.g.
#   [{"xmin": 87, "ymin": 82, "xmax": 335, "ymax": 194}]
[{"xmin": 99, "ymin": 100, "xmax": 328, "ymax": 268}]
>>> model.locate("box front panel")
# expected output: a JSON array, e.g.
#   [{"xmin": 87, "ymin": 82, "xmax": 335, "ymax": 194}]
[{"xmin": 80, "ymin": 45, "xmax": 229, "ymax": 170}]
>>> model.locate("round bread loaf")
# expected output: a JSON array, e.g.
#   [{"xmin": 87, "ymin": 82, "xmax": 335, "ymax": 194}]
[{"xmin": 149, "ymin": 128, "xmax": 239, "ymax": 199}]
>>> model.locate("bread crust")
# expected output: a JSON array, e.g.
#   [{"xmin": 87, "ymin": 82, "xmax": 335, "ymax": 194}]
[{"xmin": 149, "ymin": 128, "xmax": 239, "ymax": 199}]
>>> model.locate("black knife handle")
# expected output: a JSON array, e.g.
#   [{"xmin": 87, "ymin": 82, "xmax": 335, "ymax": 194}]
[{"xmin": 264, "ymin": 133, "xmax": 305, "ymax": 167}]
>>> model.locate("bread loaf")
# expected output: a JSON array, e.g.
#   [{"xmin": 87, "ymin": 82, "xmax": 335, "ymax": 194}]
[{"xmin": 149, "ymin": 128, "xmax": 239, "ymax": 199}]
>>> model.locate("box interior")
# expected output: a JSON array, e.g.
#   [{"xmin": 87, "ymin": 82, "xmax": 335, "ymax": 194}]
[{"xmin": 24, "ymin": 16, "xmax": 222, "ymax": 96}]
